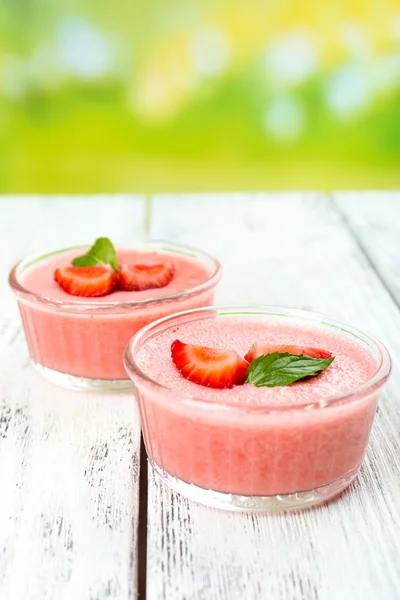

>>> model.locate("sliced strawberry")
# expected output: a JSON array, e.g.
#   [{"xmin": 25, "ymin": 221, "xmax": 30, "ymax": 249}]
[
  {"xmin": 54, "ymin": 266, "xmax": 118, "ymax": 297},
  {"xmin": 119, "ymin": 262, "xmax": 175, "ymax": 291},
  {"xmin": 245, "ymin": 343, "xmax": 332, "ymax": 363},
  {"xmin": 171, "ymin": 340, "xmax": 249, "ymax": 389}
]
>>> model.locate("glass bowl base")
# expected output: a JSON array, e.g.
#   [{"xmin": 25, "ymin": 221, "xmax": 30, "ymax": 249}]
[
  {"xmin": 32, "ymin": 361, "xmax": 133, "ymax": 393},
  {"xmin": 151, "ymin": 461, "xmax": 359, "ymax": 513}
]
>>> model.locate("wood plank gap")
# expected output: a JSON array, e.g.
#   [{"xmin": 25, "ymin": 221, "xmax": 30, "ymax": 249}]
[
  {"xmin": 144, "ymin": 195, "xmax": 152, "ymax": 239},
  {"xmin": 330, "ymin": 193, "xmax": 400, "ymax": 311},
  {"xmin": 137, "ymin": 436, "xmax": 149, "ymax": 599}
]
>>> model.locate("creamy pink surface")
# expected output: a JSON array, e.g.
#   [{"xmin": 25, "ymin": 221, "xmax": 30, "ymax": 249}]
[
  {"xmin": 16, "ymin": 248, "xmax": 215, "ymax": 380},
  {"xmin": 21, "ymin": 248, "xmax": 211, "ymax": 302},
  {"xmin": 133, "ymin": 317, "xmax": 379, "ymax": 495},
  {"xmin": 137, "ymin": 319, "xmax": 376, "ymax": 406}
]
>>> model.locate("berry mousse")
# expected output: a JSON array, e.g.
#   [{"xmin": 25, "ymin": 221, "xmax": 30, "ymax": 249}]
[
  {"xmin": 125, "ymin": 307, "xmax": 391, "ymax": 511},
  {"xmin": 9, "ymin": 239, "xmax": 221, "ymax": 389}
]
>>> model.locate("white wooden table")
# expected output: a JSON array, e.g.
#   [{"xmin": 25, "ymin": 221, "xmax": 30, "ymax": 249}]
[{"xmin": 1, "ymin": 193, "xmax": 399, "ymax": 600}]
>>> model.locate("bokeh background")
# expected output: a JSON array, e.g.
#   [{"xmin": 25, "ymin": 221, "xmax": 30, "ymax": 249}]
[{"xmin": 1, "ymin": 0, "xmax": 400, "ymax": 193}]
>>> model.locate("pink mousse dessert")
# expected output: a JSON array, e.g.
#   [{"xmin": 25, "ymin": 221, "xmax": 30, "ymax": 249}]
[
  {"xmin": 124, "ymin": 306, "xmax": 391, "ymax": 512},
  {"xmin": 9, "ymin": 241, "xmax": 221, "ymax": 391}
]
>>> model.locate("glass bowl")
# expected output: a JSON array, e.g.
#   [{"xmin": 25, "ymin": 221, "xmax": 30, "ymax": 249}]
[
  {"xmin": 124, "ymin": 305, "xmax": 391, "ymax": 512},
  {"xmin": 9, "ymin": 241, "xmax": 221, "ymax": 391}
]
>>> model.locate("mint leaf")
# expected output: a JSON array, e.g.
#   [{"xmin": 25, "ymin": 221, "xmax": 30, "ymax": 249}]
[
  {"xmin": 246, "ymin": 352, "xmax": 335, "ymax": 387},
  {"xmin": 72, "ymin": 238, "xmax": 119, "ymax": 271}
]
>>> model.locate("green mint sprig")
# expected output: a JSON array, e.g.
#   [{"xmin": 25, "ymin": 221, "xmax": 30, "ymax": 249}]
[
  {"xmin": 246, "ymin": 352, "xmax": 335, "ymax": 387},
  {"xmin": 72, "ymin": 238, "xmax": 119, "ymax": 271}
]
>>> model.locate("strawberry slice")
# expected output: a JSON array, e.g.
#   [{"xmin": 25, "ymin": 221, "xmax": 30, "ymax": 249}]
[
  {"xmin": 171, "ymin": 340, "xmax": 249, "ymax": 389},
  {"xmin": 54, "ymin": 265, "xmax": 118, "ymax": 297},
  {"xmin": 245, "ymin": 343, "xmax": 332, "ymax": 363},
  {"xmin": 119, "ymin": 262, "xmax": 175, "ymax": 291}
]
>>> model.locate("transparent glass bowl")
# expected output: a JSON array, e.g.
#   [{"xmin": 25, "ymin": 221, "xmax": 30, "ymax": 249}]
[
  {"xmin": 124, "ymin": 305, "xmax": 391, "ymax": 512},
  {"xmin": 9, "ymin": 241, "xmax": 221, "ymax": 391}
]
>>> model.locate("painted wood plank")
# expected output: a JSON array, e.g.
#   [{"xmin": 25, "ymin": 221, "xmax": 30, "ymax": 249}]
[
  {"xmin": 0, "ymin": 196, "xmax": 145, "ymax": 600},
  {"xmin": 147, "ymin": 193, "xmax": 400, "ymax": 600},
  {"xmin": 0, "ymin": 194, "xmax": 144, "ymax": 311},
  {"xmin": 334, "ymin": 192, "xmax": 400, "ymax": 306}
]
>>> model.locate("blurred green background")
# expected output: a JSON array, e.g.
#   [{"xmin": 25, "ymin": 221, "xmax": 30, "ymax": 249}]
[{"xmin": 1, "ymin": 0, "xmax": 400, "ymax": 193}]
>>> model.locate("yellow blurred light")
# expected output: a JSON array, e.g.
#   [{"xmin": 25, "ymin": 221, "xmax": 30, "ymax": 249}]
[
  {"xmin": 190, "ymin": 28, "xmax": 230, "ymax": 76},
  {"xmin": 133, "ymin": 34, "xmax": 197, "ymax": 121}
]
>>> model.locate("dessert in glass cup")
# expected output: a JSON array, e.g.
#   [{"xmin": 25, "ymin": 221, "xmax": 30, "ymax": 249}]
[
  {"xmin": 9, "ymin": 238, "xmax": 221, "ymax": 391},
  {"xmin": 124, "ymin": 305, "xmax": 391, "ymax": 512}
]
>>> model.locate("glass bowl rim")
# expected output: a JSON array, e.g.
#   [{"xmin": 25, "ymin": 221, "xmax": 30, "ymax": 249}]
[
  {"xmin": 124, "ymin": 304, "xmax": 392, "ymax": 412},
  {"xmin": 8, "ymin": 240, "xmax": 222, "ymax": 311}
]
